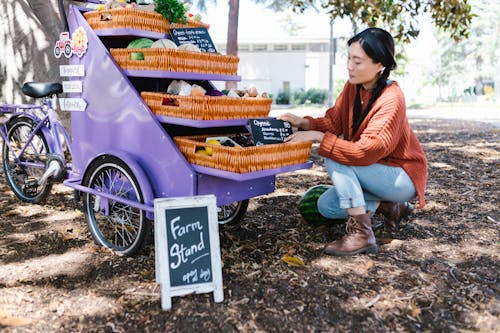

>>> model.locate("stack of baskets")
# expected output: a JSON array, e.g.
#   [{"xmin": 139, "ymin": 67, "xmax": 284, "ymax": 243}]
[
  {"xmin": 110, "ymin": 48, "xmax": 239, "ymax": 75},
  {"xmin": 173, "ymin": 135, "xmax": 312, "ymax": 173},
  {"xmin": 141, "ymin": 92, "xmax": 272, "ymax": 120},
  {"xmin": 85, "ymin": 7, "xmax": 238, "ymax": 75},
  {"xmin": 84, "ymin": 8, "xmax": 209, "ymax": 34}
]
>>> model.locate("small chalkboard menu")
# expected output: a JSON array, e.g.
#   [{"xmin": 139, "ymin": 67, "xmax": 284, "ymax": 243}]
[
  {"xmin": 154, "ymin": 195, "xmax": 223, "ymax": 310},
  {"xmin": 248, "ymin": 118, "xmax": 294, "ymax": 146},
  {"xmin": 170, "ymin": 27, "xmax": 217, "ymax": 53}
]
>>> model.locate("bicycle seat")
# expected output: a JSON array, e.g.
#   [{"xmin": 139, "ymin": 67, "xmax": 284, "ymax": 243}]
[{"xmin": 22, "ymin": 82, "xmax": 63, "ymax": 98}]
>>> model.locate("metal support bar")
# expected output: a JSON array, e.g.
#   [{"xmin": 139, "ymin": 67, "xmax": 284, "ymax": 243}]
[{"xmin": 63, "ymin": 178, "xmax": 155, "ymax": 213}]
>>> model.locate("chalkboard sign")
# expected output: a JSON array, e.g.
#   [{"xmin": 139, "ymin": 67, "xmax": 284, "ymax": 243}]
[
  {"xmin": 248, "ymin": 118, "xmax": 293, "ymax": 146},
  {"xmin": 154, "ymin": 195, "xmax": 223, "ymax": 310},
  {"xmin": 170, "ymin": 27, "xmax": 217, "ymax": 53}
]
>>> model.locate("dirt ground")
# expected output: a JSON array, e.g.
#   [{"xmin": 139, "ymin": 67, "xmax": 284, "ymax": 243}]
[{"xmin": 0, "ymin": 118, "xmax": 498, "ymax": 332}]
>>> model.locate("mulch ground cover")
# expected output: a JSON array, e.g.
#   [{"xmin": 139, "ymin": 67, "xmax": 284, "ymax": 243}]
[{"xmin": 0, "ymin": 118, "xmax": 498, "ymax": 332}]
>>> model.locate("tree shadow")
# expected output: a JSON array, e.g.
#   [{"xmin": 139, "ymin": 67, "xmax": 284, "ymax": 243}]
[
  {"xmin": 1, "ymin": 0, "xmax": 66, "ymax": 103},
  {"xmin": 0, "ymin": 118, "xmax": 498, "ymax": 332}
]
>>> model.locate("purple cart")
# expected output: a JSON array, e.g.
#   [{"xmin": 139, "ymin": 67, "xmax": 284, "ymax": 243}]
[{"xmin": 1, "ymin": 3, "xmax": 312, "ymax": 256}]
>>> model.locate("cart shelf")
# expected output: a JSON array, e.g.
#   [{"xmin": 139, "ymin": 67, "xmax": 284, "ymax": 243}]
[
  {"xmin": 124, "ymin": 69, "xmax": 241, "ymax": 81},
  {"xmin": 95, "ymin": 28, "xmax": 169, "ymax": 39},
  {"xmin": 155, "ymin": 115, "xmax": 249, "ymax": 127},
  {"xmin": 192, "ymin": 162, "xmax": 313, "ymax": 181}
]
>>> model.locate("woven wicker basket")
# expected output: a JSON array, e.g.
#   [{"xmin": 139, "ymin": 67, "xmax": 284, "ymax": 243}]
[
  {"xmin": 174, "ymin": 135, "xmax": 312, "ymax": 173},
  {"xmin": 84, "ymin": 8, "xmax": 209, "ymax": 33},
  {"xmin": 110, "ymin": 48, "xmax": 239, "ymax": 75},
  {"xmin": 141, "ymin": 92, "xmax": 271, "ymax": 120}
]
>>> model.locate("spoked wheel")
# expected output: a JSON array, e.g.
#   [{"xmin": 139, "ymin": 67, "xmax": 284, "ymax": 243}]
[
  {"xmin": 83, "ymin": 155, "xmax": 149, "ymax": 256},
  {"xmin": 2, "ymin": 116, "xmax": 52, "ymax": 203},
  {"xmin": 217, "ymin": 199, "xmax": 249, "ymax": 225}
]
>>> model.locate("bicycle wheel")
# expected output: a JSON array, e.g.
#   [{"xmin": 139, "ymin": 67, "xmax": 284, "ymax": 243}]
[
  {"xmin": 82, "ymin": 155, "xmax": 149, "ymax": 256},
  {"xmin": 217, "ymin": 199, "xmax": 249, "ymax": 225},
  {"xmin": 2, "ymin": 116, "xmax": 52, "ymax": 203}
]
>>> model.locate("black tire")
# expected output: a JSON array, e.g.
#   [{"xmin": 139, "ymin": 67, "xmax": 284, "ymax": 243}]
[
  {"xmin": 2, "ymin": 116, "xmax": 52, "ymax": 203},
  {"xmin": 64, "ymin": 44, "xmax": 72, "ymax": 58},
  {"xmin": 217, "ymin": 199, "xmax": 249, "ymax": 225},
  {"xmin": 82, "ymin": 155, "xmax": 149, "ymax": 256}
]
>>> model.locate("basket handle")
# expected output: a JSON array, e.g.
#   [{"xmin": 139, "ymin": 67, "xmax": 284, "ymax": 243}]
[
  {"xmin": 195, "ymin": 145, "xmax": 216, "ymax": 158},
  {"xmin": 161, "ymin": 97, "xmax": 179, "ymax": 107},
  {"xmin": 100, "ymin": 13, "xmax": 113, "ymax": 21}
]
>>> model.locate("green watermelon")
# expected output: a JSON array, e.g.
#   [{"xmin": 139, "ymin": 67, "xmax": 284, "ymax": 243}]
[
  {"xmin": 299, "ymin": 185, "xmax": 344, "ymax": 225},
  {"xmin": 130, "ymin": 52, "xmax": 144, "ymax": 60},
  {"xmin": 127, "ymin": 38, "xmax": 154, "ymax": 49}
]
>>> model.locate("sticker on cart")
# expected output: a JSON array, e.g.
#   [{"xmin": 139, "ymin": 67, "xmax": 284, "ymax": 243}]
[
  {"xmin": 59, "ymin": 98, "xmax": 87, "ymax": 112},
  {"xmin": 60, "ymin": 65, "xmax": 85, "ymax": 77},
  {"xmin": 54, "ymin": 27, "xmax": 88, "ymax": 59},
  {"xmin": 154, "ymin": 195, "xmax": 223, "ymax": 310},
  {"xmin": 62, "ymin": 81, "xmax": 82, "ymax": 93}
]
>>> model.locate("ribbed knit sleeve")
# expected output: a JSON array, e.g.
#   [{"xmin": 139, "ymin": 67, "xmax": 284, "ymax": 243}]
[
  {"xmin": 307, "ymin": 81, "xmax": 351, "ymax": 135},
  {"xmin": 318, "ymin": 84, "xmax": 405, "ymax": 166}
]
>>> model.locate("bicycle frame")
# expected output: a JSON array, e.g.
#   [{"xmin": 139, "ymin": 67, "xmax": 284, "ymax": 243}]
[
  {"xmin": 1, "ymin": 91, "xmax": 156, "ymax": 216},
  {"xmin": 0, "ymin": 98, "xmax": 73, "ymax": 177},
  {"xmin": 0, "ymin": 105, "xmax": 43, "ymax": 163}
]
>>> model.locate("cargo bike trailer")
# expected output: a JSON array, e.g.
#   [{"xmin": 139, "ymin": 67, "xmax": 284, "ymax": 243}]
[{"xmin": 0, "ymin": 0, "xmax": 312, "ymax": 256}]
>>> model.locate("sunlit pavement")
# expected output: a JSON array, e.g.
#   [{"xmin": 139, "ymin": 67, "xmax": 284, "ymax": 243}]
[{"xmin": 270, "ymin": 102, "xmax": 500, "ymax": 128}]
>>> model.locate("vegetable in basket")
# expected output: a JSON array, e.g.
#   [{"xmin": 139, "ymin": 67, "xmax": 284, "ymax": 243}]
[
  {"xmin": 154, "ymin": 0, "xmax": 187, "ymax": 24},
  {"xmin": 127, "ymin": 38, "xmax": 154, "ymax": 60}
]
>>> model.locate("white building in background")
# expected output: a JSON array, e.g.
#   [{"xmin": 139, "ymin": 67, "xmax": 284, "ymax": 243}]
[
  {"xmin": 204, "ymin": 1, "xmax": 351, "ymax": 103},
  {"xmin": 214, "ymin": 38, "xmax": 346, "ymax": 102}
]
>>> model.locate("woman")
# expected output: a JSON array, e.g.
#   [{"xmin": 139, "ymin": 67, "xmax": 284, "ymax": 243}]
[{"xmin": 280, "ymin": 27, "xmax": 427, "ymax": 256}]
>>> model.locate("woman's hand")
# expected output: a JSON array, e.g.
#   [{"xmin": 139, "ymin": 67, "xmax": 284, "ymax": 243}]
[
  {"xmin": 278, "ymin": 113, "xmax": 310, "ymax": 130},
  {"xmin": 285, "ymin": 130, "xmax": 324, "ymax": 143}
]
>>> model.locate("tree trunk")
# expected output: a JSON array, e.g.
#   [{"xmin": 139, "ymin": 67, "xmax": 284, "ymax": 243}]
[
  {"xmin": 225, "ymin": 0, "xmax": 239, "ymax": 90},
  {"xmin": 0, "ymin": 0, "xmax": 71, "ymax": 130}
]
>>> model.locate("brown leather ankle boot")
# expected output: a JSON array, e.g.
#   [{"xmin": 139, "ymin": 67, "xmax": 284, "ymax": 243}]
[
  {"xmin": 324, "ymin": 213, "xmax": 378, "ymax": 256},
  {"xmin": 376, "ymin": 201, "xmax": 414, "ymax": 232}
]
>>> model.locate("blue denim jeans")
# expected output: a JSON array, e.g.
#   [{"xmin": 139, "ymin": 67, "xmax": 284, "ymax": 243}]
[{"xmin": 317, "ymin": 159, "xmax": 416, "ymax": 219}]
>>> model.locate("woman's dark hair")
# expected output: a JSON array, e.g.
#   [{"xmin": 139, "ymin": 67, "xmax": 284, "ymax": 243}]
[{"xmin": 348, "ymin": 27, "xmax": 397, "ymax": 132}]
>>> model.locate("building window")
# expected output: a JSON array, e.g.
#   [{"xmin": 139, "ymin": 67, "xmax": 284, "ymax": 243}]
[
  {"xmin": 253, "ymin": 44, "xmax": 268, "ymax": 51},
  {"xmin": 308, "ymin": 43, "xmax": 328, "ymax": 52},
  {"xmin": 238, "ymin": 44, "xmax": 250, "ymax": 51},
  {"xmin": 291, "ymin": 44, "xmax": 306, "ymax": 51},
  {"xmin": 273, "ymin": 44, "xmax": 288, "ymax": 51}
]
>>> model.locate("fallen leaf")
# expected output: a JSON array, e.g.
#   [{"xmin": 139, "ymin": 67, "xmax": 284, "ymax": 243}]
[
  {"xmin": 281, "ymin": 255, "xmax": 305, "ymax": 267},
  {"xmin": 0, "ymin": 316, "xmax": 32, "ymax": 326},
  {"xmin": 63, "ymin": 234, "xmax": 76, "ymax": 240},
  {"xmin": 409, "ymin": 298, "xmax": 421, "ymax": 319},
  {"xmin": 83, "ymin": 245, "xmax": 100, "ymax": 253},
  {"xmin": 1, "ymin": 211, "xmax": 16, "ymax": 217},
  {"xmin": 360, "ymin": 260, "xmax": 374, "ymax": 272}
]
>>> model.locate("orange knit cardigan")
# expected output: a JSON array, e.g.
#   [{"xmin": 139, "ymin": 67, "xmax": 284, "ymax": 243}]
[{"xmin": 306, "ymin": 81, "xmax": 428, "ymax": 208}]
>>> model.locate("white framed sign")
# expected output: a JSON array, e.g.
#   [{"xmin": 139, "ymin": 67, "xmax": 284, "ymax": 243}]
[
  {"xmin": 154, "ymin": 195, "xmax": 223, "ymax": 310},
  {"xmin": 62, "ymin": 80, "xmax": 83, "ymax": 93},
  {"xmin": 59, "ymin": 98, "xmax": 87, "ymax": 112},
  {"xmin": 59, "ymin": 64, "xmax": 85, "ymax": 77}
]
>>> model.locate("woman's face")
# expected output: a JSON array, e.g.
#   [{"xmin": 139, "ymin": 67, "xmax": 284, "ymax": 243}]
[{"xmin": 347, "ymin": 41, "xmax": 384, "ymax": 90}]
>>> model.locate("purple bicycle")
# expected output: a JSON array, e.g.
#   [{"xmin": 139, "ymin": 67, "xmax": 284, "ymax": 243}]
[
  {"xmin": 1, "ymin": 82, "xmax": 67, "ymax": 203},
  {"xmin": 0, "ymin": 82, "xmax": 154, "ymax": 256}
]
